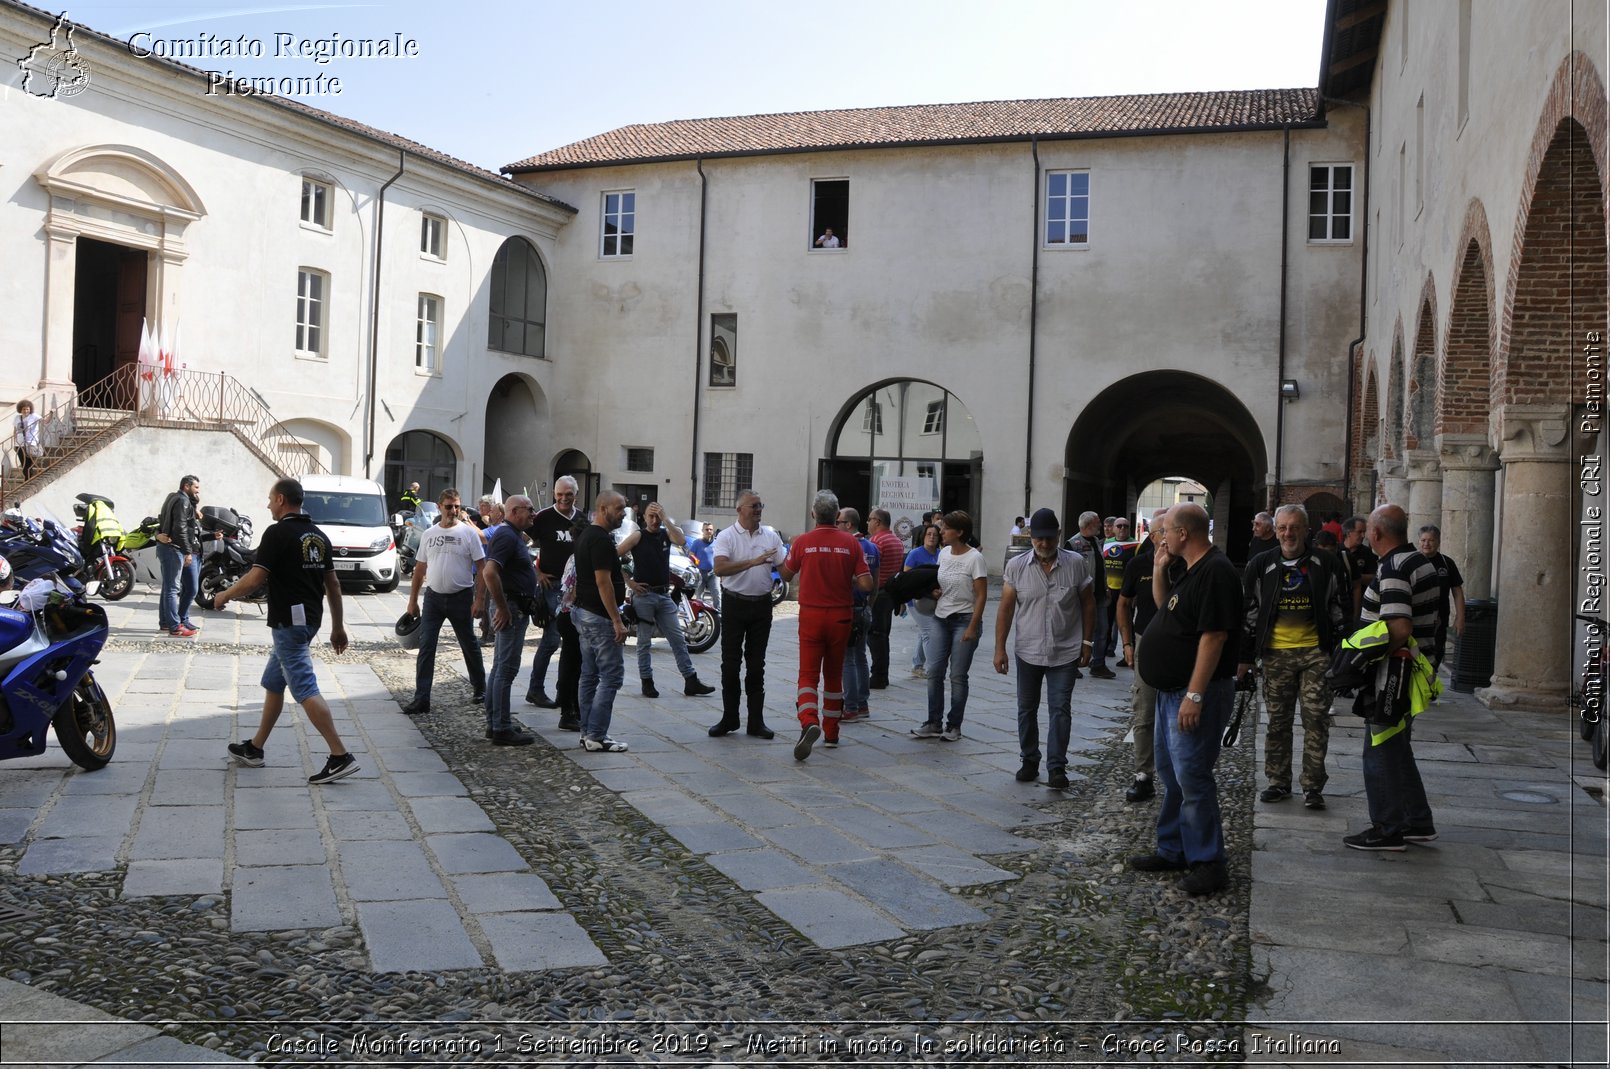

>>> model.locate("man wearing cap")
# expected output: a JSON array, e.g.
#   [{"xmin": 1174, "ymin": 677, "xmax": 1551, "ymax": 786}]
[{"xmin": 994, "ymin": 509, "xmax": 1096, "ymax": 790}]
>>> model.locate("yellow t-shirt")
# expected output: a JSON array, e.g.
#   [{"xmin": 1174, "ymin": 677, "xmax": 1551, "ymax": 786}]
[{"xmin": 1268, "ymin": 559, "xmax": 1320, "ymax": 649}]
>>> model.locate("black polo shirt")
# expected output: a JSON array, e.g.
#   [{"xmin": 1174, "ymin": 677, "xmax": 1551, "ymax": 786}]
[
  {"xmin": 254, "ymin": 513, "xmax": 332, "ymax": 630},
  {"xmin": 1139, "ymin": 545, "xmax": 1242, "ymax": 692},
  {"xmin": 572, "ymin": 524, "xmax": 624, "ymax": 616}
]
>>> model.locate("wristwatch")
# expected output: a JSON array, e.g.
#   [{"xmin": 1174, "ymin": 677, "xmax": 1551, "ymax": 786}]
[{"xmin": 1185, "ymin": 691, "xmax": 1204, "ymax": 704}]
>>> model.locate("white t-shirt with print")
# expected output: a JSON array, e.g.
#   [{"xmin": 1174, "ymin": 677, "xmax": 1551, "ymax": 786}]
[
  {"xmin": 417, "ymin": 522, "xmax": 484, "ymax": 594},
  {"xmin": 935, "ymin": 546, "xmax": 986, "ymax": 618}
]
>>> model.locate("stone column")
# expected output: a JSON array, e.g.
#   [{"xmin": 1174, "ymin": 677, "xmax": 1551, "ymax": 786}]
[
  {"xmin": 1437, "ymin": 434, "xmax": 1498, "ymax": 599},
  {"xmin": 1404, "ymin": 449, "xmax": 1444, "ymax": 534},
  {"xmin": 1378, "ymin": 459, "xmax": 1409, "ymax": 508},
  {"xmin": 39, "ymin": 226, "xmax": 79, "ymax": 401},
  {"xmin": 1478, "ymin": 404, "xmax": 1572, "ymax": 711}
]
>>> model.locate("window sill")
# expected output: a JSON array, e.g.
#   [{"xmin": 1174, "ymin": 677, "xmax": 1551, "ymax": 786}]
[
  {"xmin": 1306, "ymin": 239, "xmax": 1356, "ymax": 247},
  {"xmin": 1041, "ymin": 243, "xmax": 1091, "ymax": 251},
  {"xmin": 293, "ymin": 351, "xmax": 328, "ymax": 362},
  {"xmin": 599, "ymin": 254, "xmax": 634, "ymax": 262},
  {"xmin": 415, "ymin": 366, "xmax": 442, "ymax": 378},
  {"xmin": 299, "ymin": 221, "xmax": 333, "ymax": 236},
  {"xmin": 487, "ymin": 347, "xmax": 549, "ymax": 361},
  {"xmin": 419, "ymin": 252, "xmax": 446, "ymax": 264},
  {"xmin": 807, "ymin": 247, "xmax": 847, "ymax": 254}
]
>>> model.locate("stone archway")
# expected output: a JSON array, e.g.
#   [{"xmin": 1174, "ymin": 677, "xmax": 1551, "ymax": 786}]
[
  {"xmin": 1062, "ymin": 370, "xmax": 1267, "ymax": 562},
  {"xmin": 483, "ymin": 373, "xmax": 548, "ymax": 498},
  {"xmin": 1404, "ymin": 284, "xmax": 1441, "ymax": 529},
  {"xmin": 1438, "ymin": 210, "xmax": 1499, "ymax": 599},
  {"xmin": 1354, "ymin": 358, "xmax": 1380, "ymax": 510},
  {"xmin": 383, "ymin": 429, "xmax": 459, "ymax": 508}
]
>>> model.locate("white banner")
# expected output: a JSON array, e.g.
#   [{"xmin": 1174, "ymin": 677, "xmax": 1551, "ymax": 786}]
[{"xmin": 875, "ymin": 475, "xmax": 937, "ymax": 545}]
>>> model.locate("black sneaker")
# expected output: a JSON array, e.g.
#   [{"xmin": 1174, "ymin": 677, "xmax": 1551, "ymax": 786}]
[
  {"xmin": 1182, "ymin": 858, "xmax": 1229, "ymax": 895},
  {"xmin": 1343, "ymin": 827, "xmax": 1406, "ymax": 852},
  {"xmin": 1303, "ymin": 790, "xmax": 1326, "ymax": 810},
  {"xmin": 526, "ymin": 690, "xmax": 558, "ymax": 709},
  {"xmin": 1128, "ymin": 852, "xmax": 1187, "ymax": 872},
  {"xmin": 1125, "ymin": 775, "xmax": 1155, "ymax": 802},
  {"xmin": 1014, "ymin": 762, "xmax": 1039, "ymax": 783},
  {"xmin": 309, "ymin": 753, "xmax": 357, "ymax": 784},
  {"xmin": 471, "ymin": 689, "xmax": 485, "ymax": 704},
  {"xmin": 1047, "ymin": 770, "xmax": 1070, "ymax": 790},
  {"xmin": 1403, "ymin": 825, "xmax": 1439, "ymax": 843},
  {"xmin": 557, "ymin": 712, "xmax": 581, "ymax": 732},
  {"xmin": 708, "ymin": 720, "xmax": 740, "ymax": 737},
  {"xmin": 490, "ymin": 728, "xmax": 535, "ymax": 747},
  {"xmin": 401, "ymin": 697, "xmax": 430, "ymax": 716},
  {"xmin": 1089, "ymin": 666, "xmax": 1117, "ymax": 680},
  {"xmin": 794, "ymin": 723, "xmax": 821, "ymax": 761},
  {"xmin": 684, "ymin": 675, "xmax": 715, "ymax": 696},
  {"xmin": 581, "ymin": 736, "xmax": 629, "ymax": 753},
  {"xmin": 642, "ymin": 679, "xmax": 660, "ymax": 699},
  {"xmin": 1260, "ymin": 786, "xmax": 1293, "ymax": 803},
  {"xmin": 746, "ymin": 722, "xmax": 775, "ymax": 739},
  {"xmin": 868, "ymin": 677, "xmax": 889, "ymax": 690},
  {"xmin": 228, "ymin": 740, "xmax": 265, "ymax": 767}
]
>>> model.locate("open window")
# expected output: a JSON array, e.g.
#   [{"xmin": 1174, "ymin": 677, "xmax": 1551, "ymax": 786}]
[
  {"xmin": 810, "ymin": 179, "xmax": 848, "ymax": 250},
  {"xmin": 710, "ymin": 313, "xmax": 736, "ymax": 387}
]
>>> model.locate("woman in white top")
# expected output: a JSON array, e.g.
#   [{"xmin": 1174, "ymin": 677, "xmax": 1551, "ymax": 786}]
[
  {"xmin": 13, "ymin": 399, "xmax": 40, "ymax": 480},
  {"xmin": 912, "ymin": 510, "xmax": 987, "ymax": 741}
]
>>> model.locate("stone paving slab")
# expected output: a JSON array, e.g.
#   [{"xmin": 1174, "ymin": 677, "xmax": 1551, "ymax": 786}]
[
  {"xmin": 355, "ymin": 898, "xmax": 481, "ymax": 973},
  {"xmin": 128, "ymin": 805, "xmax": 225, "ymax": 859},
  {"xmin": 408, "ymin": 795, "xmax": 496, "ymax": 834},
  {"xmin": 755, "ymin": 885, "xmax": 905, "ymax": 948},
  {"xmin": 15, "ymin": 835, "xmax": 123, "ymax": 875},
  {"xmin": 230, "ymin": 864, "xmax": 340, "ymax": 931},
  {"xmin": 703, "ymin": 848, "xmax": 817, "ymax": 891},
  {"xmin": 231, "ymin": 786, "xmax": 318, "ymax": 830},
  {"xmin": 825, "ymin": 858, "xmax": 989, "ymax": 929},
  {"xmin": 452, "ymin": 872, "xmax": 562, "ymax": 913},
  {"xmin": 480, "ymin": 911, "xmax": 608, "ymax": 972},
  {"xmin": 235, "ymin": 827, "xmax": 326, "ymax": 866},
  {"xmin": 338, "ymin": 839, "xmax": 446, "ymax": 900},
  {"xmin": 427, "ymin": 831, "xmax": 527, "ymax": 874},
  {"xmin": 121, "ymin": 857, "xmax": 224, "ymax": 898}
]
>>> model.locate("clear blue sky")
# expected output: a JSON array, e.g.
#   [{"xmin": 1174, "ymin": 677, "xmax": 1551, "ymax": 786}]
[{"xmin": 60, "ymin": 0, "xmax": 1329, "ymax": 172}]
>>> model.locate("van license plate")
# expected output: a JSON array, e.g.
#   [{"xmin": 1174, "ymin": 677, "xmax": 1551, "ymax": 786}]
[{"xmin": 334, "ymin": 561, "xmax": 359, "ymax": 570}]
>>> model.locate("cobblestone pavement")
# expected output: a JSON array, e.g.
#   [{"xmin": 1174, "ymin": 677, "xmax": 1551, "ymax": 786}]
[{"xmin": 0, "ymin": 582, "xmax": 1603, "ymax": 1065}]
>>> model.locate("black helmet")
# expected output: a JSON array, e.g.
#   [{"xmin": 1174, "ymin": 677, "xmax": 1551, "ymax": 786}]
[{"xmin": 395, "ymin": 611, "xmax": 423, "ymax": 650}]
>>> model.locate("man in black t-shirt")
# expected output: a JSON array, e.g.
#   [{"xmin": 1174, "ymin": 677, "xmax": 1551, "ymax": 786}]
[
  {"xmin": 617, "ymin": 502, "xmax": 715, "ymax": 699},
  {"xmin": 525, "ymin": 476, "xmax": 584, "ymax": 709},
  {"xmin": 1341, "ymin": 515, "xmax": 1377, "ymax": 622},
  {"xmin": 572, "ymin": 491, "xmax": 631, "ymax": 752},
  {"xmin": 1417, "ymin": 524, "xmax": 1465, "ymax": 671},
  {"xmin": 1116, "ymin": 507, "xmax": 1169, "ymax": 802},
  {"xmin": 1130, "ymin": 503, "xmax": 1241, "ymax": 896},
  {"xmin": 217, "ymin": 478, "xmax": 357, "ymax": 785}
]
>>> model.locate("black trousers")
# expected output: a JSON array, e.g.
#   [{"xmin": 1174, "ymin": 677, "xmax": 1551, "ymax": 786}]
[
  {"xmin": 720, "ymin": 595, "xmax": 772, "ymax": 724},
  {"xmin": 556, "ymin": 611, "xmax": 582, "ymax": 714},
  {"xmin": 869, "ymin": 589, "xmax": 895, "ymax": 680}
]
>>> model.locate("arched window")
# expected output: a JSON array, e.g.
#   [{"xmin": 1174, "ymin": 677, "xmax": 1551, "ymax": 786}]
[{"xmin": 488, "ymin": 237, "xmax": 546, "ymax": 358}]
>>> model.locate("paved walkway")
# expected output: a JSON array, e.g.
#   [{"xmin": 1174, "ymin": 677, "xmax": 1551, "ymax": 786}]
[{"xmin": 1, "ymin": 584, "xmax": 1604, "ymax": 1064}]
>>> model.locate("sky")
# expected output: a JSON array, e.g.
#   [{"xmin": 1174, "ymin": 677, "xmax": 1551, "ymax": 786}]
[{"xmin": 50, "ymin": 0, "xmax": 1330, "ymax": 173}]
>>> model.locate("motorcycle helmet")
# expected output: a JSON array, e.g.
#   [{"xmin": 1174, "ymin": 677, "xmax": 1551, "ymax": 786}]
[
  {"xmin": 396, "ymin": 611, "xmax": 424, "ymax": 650},
  {"xmin": 0, "ymin": 553, "xmax": 11, "ymax": 591}
]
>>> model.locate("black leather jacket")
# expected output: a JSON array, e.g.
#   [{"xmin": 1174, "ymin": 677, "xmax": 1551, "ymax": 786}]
[
  {"xmin": 1239, "ymin": 546, "xmax": 1348, "ymax": 661},
  {"xmin": 159, "ymin": 490, "xmax": 200, "ymax": 555}
]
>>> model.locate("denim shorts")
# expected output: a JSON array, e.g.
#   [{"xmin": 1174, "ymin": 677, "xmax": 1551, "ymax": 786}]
[{"xmin": 261, "ymin": 624, "xmax": 321, "ymax": 702}]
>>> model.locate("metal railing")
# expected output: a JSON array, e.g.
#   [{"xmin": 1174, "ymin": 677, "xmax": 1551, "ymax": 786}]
[{"xmin": 3, "ymin": 365, "xmax": 328, "ymax": 500}]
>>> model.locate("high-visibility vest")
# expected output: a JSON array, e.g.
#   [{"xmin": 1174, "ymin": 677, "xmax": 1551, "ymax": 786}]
[
  {"xmin": 1340, "ymin": 621, "xmax": 1441, "ymax": 745},
  {"xmin": 85, "ymin": 499, "xmax": 125, "ymax": 548}
]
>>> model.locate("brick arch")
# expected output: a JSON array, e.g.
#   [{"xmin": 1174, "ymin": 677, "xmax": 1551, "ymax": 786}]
[
  {"xmin": 1438, "ymin": 200, "xmax": 1496, "ymax": 437},
  {"xmin": 1386, "ymin": 322, "xmax": 1406, "ymax": 459},
  {"xmin": 1406, "ymin": 275, "xmax": 1438, "ymax": 450},
  {"xmin": 1498, "ymin": 53, "xmax": 1610, "ymax": 406},
  {"xmin": 1359, "ymin": 355, "xmax": 1380, "ymax": 464}
]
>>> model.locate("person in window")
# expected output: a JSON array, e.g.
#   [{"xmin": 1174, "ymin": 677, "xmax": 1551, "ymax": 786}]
[{"xmin": 814, "ymin": 227, "xmax": 841, "ymax": 248}]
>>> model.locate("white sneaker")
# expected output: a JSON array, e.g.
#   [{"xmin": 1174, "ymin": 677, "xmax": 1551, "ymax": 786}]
[
  {"xmin": 940, "ymin": 727, "xmax": 961, "ymax": 742},
  {"xmin": 581, "ymin": 736, "xmax": 629, "ymax": 752}
]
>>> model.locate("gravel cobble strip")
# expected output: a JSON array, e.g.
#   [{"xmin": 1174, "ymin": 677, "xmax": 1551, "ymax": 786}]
[{"xmin": 0, "ymin": 639, "xmax": 1255, "ymax": 1063}]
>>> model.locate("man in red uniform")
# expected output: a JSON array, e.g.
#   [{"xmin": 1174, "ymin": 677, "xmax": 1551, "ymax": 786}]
[{"xmin": 779, "ymin": 490, "xmax": 874, "ymax": 760}]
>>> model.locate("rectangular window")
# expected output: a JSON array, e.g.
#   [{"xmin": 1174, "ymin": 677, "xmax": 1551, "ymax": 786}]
[
  {"xmin": 810, "ymin": 179, "xmax": 848, "ymax": 249},
  {"xmin": 625, "ymin": 447, "xmax": 654, "ymax": 472},
  {"xmin": 710, "ymin": 313, "xmax": 737, "ymax": 387},
  {"xmin": 1307, "ymin": 164, "xmax": 1354, "ymax": 242},
  {"xmin": 922, "ymin": 400, "xmax": 944, "ymax": 435},
  {"xmin": 602, "ymin": 190, "xmax": 635, "ymax": 257},
  {"xmin": 862, "ymin": 399, "xmax": 883, "ymax": 434},
  {"xmin": 416, "ymin": 294, "xmax": 441, "ymax": 372},
  {"xmin": 420, "ymin": 213, "xmax": 445, "ymax": 259},
  {"xmin": 295, "ymin": 269, "xmax": 326, "ymax": 356},
  {"xmin": 300, "ymin": 177, "xmax": 332, "ymax": 229},
  {"xmin": 701, "ymin": 452, "xmax": 754, "ymax": 510},
  {"xmin": 1044, "ymin": 170, "xmax": 1090, "ymax": 246}
]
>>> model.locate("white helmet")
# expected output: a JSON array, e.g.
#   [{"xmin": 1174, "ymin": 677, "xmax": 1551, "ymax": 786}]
[{"xmin": 0, "ymin": 553, "xmax": 11, "ymax": 590}]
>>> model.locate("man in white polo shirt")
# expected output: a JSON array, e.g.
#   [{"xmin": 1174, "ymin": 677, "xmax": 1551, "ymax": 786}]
[
  {"xmin": 707, "ymin": 488, "xmax": 787, "ymax": 740},
  {"xmin": 402, "ymin": 488, "xmax": 487, "ymax": 715}
]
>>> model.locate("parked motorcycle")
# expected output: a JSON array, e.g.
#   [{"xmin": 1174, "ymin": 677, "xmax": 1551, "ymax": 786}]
[
  {"xmin": 392, "ymin": 502, "xmax": 440, "ymax": 578},
  {"xmin": 195, "ymin": 505, "xmax": 259, "ymax": 610},
  {"xmin": 0, "ymin": 528, "xmax": 116, "ymax": 771},
  {"xmin": 118, "ymin": 515, "xmax": 164, "ymax": 590},
  {"xmin": 0, "ymin": 508, "xmax": 85, "ymax": 585},
  {"xmin": 71, "ymin": 493, "xmax": 135, "ymax": 601},
  {"xmin": 770, "ymin": 543, "xmax": 791, "ymax": 605},
  {"xmin": 670, "ymin": 558, "xmax": 720, "ymax": 654}
]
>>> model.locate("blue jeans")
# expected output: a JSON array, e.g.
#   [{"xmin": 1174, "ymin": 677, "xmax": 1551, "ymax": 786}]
[
  {"xmin": 1153, "ymin": 678, "xmax": 1234, "ymax": 864},
  {"xmin": 925, "ymin": 612, "xmax": 979, "ymax": 728},
  {"xmin": 414, "ymin": 587, "xmax": 486, "ymax": 698},
  {"xmin": 1015, "ymin": 657, "xmax": 1078, "ymax": 774},
  {"xmin": 573, "ymin": 606, "xmax": 624, "ymax": 741},
  {"xmin": 156, "ymin": 543, "xmax": 197, "ymax": 631},
  {"xmin": 1362, "ymin": 715, "xmax": 1434, "ymax": 835},
  {"xmin": 486, "ymin": 609, "xmax": 530, "ymax": 732},
  {"xmin": 261, "ymin": 624, "xmax": 320, "ymax": 702},
  {"xmin": 527, "ymin": 585, "xmax": 564, "ymax": 695},
  {"xmin": 911, "ymin": 607, "xmax": 934, "ymax": 668},
  {"xmin": 842, "ymin": 606, "xmax": 871, "ymax": 711},
  {"xmin": 633, "ymin": 590, "xmax": 696, "ymax": 681}
]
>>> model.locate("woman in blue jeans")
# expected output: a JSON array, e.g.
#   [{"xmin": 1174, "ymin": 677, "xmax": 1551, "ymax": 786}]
[
  {"xmin": 903, "ymin": 523, "xmax": 942, "ymax": 675},
  {"xmin": 912, "ymin": 511, "xmax": 987, "ymax": 741}
]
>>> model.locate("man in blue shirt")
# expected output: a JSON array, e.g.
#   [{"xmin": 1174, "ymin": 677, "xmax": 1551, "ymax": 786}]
[
  {"xmin": 686, "ymin": 521, "xmax": 721, "ymax": 611},
  {"xmin": 479, "ymin": 495, "xmax": 537, "ymax": 746}
]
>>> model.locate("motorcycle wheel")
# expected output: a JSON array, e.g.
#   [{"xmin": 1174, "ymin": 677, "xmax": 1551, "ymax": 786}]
[
  {"xmin": 51, "ymin": 675, "xmax": 116, "ymax": 771},
  {"xmin": 197, "ymin": 563, "xmax": 228, "ymax": 611},
  {"xmin": 100, "ymin": 560, "xmax": 136, "ymax": 601},
  {"xmin": 769, "ymin": 576, "xmax": 788, "ymax": 605},
  {"xmin": 684, "ymin": 605, "xmax": 721, "ymax": 654}
]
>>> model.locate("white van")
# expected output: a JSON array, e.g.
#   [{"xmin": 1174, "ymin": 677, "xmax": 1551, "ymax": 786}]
[{"xmin": 297, "ymin": 475, "xmax": 400, "ymax": 592}]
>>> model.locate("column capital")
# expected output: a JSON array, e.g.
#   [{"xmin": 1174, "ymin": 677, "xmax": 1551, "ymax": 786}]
[
  {"xmin": 1498, "ymin": 403, "xmax": 1573, "ymax": 462},
  {"xmin": 1435, "ymin": 433, "xmax": 1498, "ymax": 471},
  {"xmin": 1403, "ymin": 449, "xmax": 1444, "ymax": 482},
  {"xmin": 1375, "ymin": 457, "xmax": 1405, "ymax": 480}
]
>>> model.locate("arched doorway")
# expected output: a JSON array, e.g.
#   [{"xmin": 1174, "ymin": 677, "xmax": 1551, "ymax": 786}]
[
  {"xmin": 383, "ymin": 429, "xmax": 457, "ymax": 508},
  {"xmin": 821, "ymin": 381, "xmax": 981, "ymax": 539},
  {"xmin": 1063, "ymin": 371, "xmax": 1267, "ymax": 563},
  {"xmin": 484, "ymin": 373, "xmax": 547, "ymax": 498}
]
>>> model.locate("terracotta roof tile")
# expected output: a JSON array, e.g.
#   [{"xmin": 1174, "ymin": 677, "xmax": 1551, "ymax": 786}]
[{"xmin": 506, "ymin": 88, "xmax": 1320, "ymax": 172}]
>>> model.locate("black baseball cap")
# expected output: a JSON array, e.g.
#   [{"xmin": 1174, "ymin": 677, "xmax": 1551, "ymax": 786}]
[{"xmin": 1028, "ymin": 508, "xmax": 1060, "ymax": 537}]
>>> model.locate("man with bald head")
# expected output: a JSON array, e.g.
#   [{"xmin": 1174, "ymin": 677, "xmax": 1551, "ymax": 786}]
[
  {"xmin": 1129, "ymin": 502, "xmax": 1242, "ymax": 896},
  {"xmin": 572, "ymin": 491, "xmax": 632, "ymax": 752},
  {"xmin": 1344, "ymin": 503, "xmax": 1441, "ymax": 851},
  {"xmin": 480, "ymin": 495, "xmax": 537, "ymax": 746}
]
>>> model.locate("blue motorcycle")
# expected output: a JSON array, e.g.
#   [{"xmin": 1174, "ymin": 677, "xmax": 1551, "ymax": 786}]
[{"xmin": 0, "ymin": 513, "xmax": 116, "ymax": 771}]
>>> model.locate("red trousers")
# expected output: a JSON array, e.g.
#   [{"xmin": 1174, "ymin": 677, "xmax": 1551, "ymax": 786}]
[{"xmin": 797, "ymin": 608, "xmax": 852, "ymax": 741}]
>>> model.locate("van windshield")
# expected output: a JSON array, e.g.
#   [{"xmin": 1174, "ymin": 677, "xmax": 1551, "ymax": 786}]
[{"xmin": 303, "ymin": 491, "xmax": 388, "ymax": 527}]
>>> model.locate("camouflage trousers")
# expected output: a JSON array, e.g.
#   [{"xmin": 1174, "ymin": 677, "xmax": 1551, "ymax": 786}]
[
  {"xmin": 1260, "ymin": 645, "xmax": 1332, "ymax": 792},
  {"xmin": 1130, "ymin": 636, "xmax": 1156, "ymax": 778}
]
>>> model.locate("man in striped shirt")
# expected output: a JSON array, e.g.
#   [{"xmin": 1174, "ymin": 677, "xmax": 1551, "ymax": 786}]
[
  {"xmin": 865, "ymin": 509, "xmax": 907, "ymax": 688},
  {"xmin": 1345, "ymin": 504, "xmax": 1441, "ymax": 852}
]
